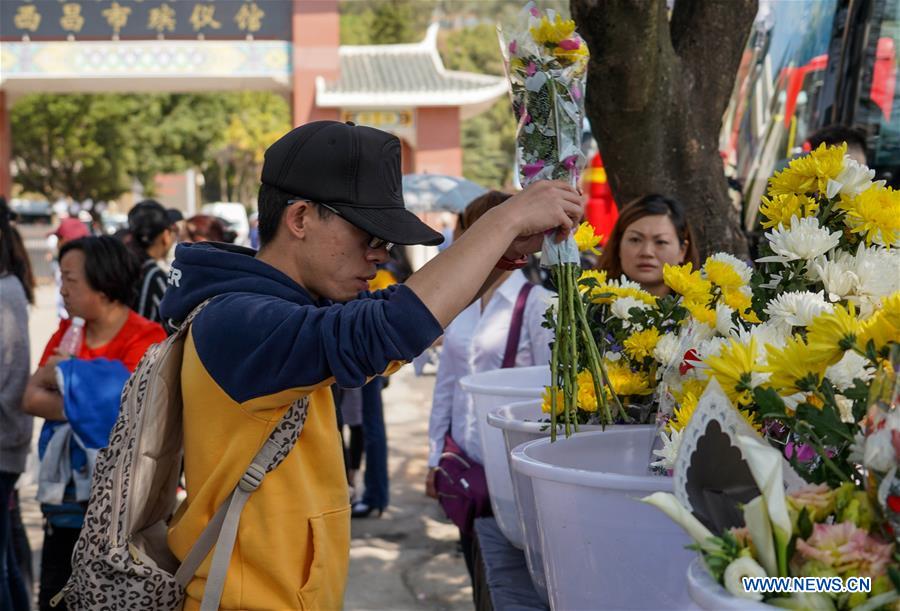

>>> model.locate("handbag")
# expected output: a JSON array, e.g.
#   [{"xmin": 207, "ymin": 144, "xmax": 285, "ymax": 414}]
[{"xmin": 434, "ymin": 282, "xmax": 534, "ymax": 536}]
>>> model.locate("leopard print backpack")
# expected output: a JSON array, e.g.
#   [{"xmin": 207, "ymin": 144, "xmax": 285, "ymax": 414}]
[{"xmin": 54, "ymin": 300, "xmax": 309, "ymax": 610}]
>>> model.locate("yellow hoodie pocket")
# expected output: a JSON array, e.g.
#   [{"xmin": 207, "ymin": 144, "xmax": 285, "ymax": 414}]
[{"xmin": 298, "ymin": 506, "xmax": 351, "ymax": 610}]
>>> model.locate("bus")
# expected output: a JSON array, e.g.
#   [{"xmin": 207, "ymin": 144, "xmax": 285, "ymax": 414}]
[{"xmin": 722, "ymin": 0, "xmax": 900, "ymax": 229}]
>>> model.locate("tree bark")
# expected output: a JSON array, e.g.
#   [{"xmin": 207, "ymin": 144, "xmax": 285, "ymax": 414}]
[{"xmin": 571, "ymin": 0, "xmax": 757, "ymax": 259}]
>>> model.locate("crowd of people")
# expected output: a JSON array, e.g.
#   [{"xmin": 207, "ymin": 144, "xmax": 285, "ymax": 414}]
[{"xmin": 0, "ymin": 120, "xmax": 868, "ymax": 609}]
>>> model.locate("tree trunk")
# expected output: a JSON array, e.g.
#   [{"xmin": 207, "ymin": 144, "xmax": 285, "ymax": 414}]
[{"xmin": 571, "ymin": 0, "xmax": 757, "ymax": 259}]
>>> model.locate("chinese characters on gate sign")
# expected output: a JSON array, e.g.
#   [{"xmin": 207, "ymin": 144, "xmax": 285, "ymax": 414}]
[{"xmin": 3, "ymin": 1, "xmax": 284, "ymax": 41}]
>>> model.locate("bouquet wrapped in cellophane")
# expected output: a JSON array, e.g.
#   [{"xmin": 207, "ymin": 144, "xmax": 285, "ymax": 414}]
[{"xmin": 500, "ymin": 4, "xmax": 613, "ymax": 438}]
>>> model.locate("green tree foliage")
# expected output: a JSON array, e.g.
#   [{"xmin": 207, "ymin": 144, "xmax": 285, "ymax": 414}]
[
  {"xmin": 208, "ymin": 92, "xmax": 291, "ymax": 204},
  {"xmin": 10, "ymin": 92, "xmax": 289, "ymax": 204},
  {"xmin": 440, "ymin": 24, "xmax": 516, "ymax": 189},
  {"xmin": 340, "ymin": 0, "xmax": 431, "ymax": 44},
  {"xmin": 11, "ymin": 94, "xmax": 140, "ymax": 202}
]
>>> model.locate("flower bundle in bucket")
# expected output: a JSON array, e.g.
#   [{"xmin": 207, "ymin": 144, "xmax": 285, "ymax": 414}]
[{"xmin": 500, "ymin": 4, "xmax": 612, "ymax": 439}]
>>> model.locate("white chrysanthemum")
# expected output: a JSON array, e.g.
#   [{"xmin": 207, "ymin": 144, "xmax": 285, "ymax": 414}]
[
  {"xmin": 852, "ymin": 245, "xmax": 900, "ymax": 316},
  {"xmin": 715, "ymin": 303, "xmax": 736, "ymax": 337},
  {"xmin": 696, "ymin": 336, "xmax": 728, "ymax": 361},
  {"xmin": 618, "ymin": 277, "xmax": 645, "ymax": 291},
  {"xmin": 809, "ymin": 244, "xmax": 900, "ymax": 314},
  {"xmin": 705, "ymin": 252, "xmax": 753, "ymax": 285},
  {"xmin": 808, "ymin": 251, "xmax": 858, "ymax": 302},
  {"xmin": 757, "ymin": 216, "xmax": 841, "ymax": 264},
  {"xmin": 610, "ymin": 296, "xmax": 651, "ymax": 324},
  {"xmin": 826, "ymin": 156, "xmax": 877, "ymax": 199},
  {"xmin": 652, "ymin": 332, "xmax": 682, "ymax": 368},
  {"xmin": 764, "ymin": 291, "xmax": 834, "ymax": 329},
  {"xmin": 825, "ymin": 351, "xmax": 874, "ymax": 391},
  {"xmin": 753, "ymin": 323, "xmax": 789, "ymax": 354},
  {"xmin": 650, "ymin": 428, "xmax": 682, "ymax": 471}
]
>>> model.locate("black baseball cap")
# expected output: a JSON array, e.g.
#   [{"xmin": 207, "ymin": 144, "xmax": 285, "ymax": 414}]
[{"xmin": 261, "ymin": 121, "xmax": 443, "ymax": 246}]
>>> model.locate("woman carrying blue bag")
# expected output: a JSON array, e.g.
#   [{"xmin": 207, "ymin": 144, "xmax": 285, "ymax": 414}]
[{"xmin": 23, "ymin": 236, "xmax": 166, "ymax": 610}]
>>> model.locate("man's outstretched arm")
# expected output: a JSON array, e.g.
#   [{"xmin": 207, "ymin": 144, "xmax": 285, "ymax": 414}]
[{"xmin": 405, "ymin": 180, "xmax": 583, "ymax": 327}]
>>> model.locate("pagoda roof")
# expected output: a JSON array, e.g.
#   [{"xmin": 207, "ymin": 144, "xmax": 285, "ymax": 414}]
[{"xmin": 316, "ymin": 24, "xmax": 508, "ymax": 113}]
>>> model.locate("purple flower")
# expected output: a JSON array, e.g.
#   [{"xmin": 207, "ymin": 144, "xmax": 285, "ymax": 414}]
[
  {"xmin": 521, "ymin": 112, "xmax": 531, "ymax": 125},
  {"xmin": 558, "ymin": 38, "xmax": 581, "ymax": 50},
  {"xmin": 563, "ymin": 155, "xmax": 578, "ymax": 170},
  {"xmin": 526, "ymin": 61, "xmax": 537, "ymax": 77},
  {"xmin": 530, "ymin": 7, "xmax": 540, "ymax": 17},
  {"xmin": 522, "ymin": 160, "xmax": 545, "ymax": 178},
  {"xmin": 571, "ymin": 83, "xmax": 582, "ymax": 101},
  {"xmin": 509, "ymin": 40, "xmax": 517, "ymax": 55},
  {"xmin": 785, "ymin": 442, "xmax": 817, "ymax": 463}
]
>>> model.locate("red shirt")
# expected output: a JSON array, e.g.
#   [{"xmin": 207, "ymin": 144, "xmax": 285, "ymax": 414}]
[{"xmin": 40, "ymin": 311, "xmax": 167, "ymax": 372}]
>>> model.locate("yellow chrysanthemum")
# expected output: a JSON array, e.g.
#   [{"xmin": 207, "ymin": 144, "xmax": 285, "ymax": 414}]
[
  {"xmin": 667, "ymin": 391, "xmax": 699, "ymax": 433},
  {"xmin": 574, "ymin": 222, "xmax": 602, "ymax": 255},
  {"xmin": 578, "ymin": 269, "xmax": 607, "ymax": 293},
  {"xmin": 880, "ymin": 292, "xmax": 900, "ymax": 328},
  {"xmin": 763, "ymin": 335, "xmax": 826, "ymax": 396},
  {"xmin": 605, "ymin": 360, "xmax": 653, "ymax": 397},
  {"xmin": 740, "ymin": 308, "xmax": 762, "ymax": 324},
  {"xmin": 667, "ymin": 382, "xmax": 759, "ymax": 433},
  {"xmin": 590, "ymin": 283, "xmax": 657, "ymax": 306},
  {"xmin": 759, "ymin": 193, "xmax": 819, "ymax": 229},
  {"xmin": 767, "ymin": 143, "xmax": 846, "ymax": 196},
  {"xmin": 858, "ymin": 293, "xmax": 900, "ymax": 351},
  {"xmin": 684, "ymin": 300, "xmax": 717, "ymax": 327},
  {"xmin": 836, "ymin": 184, "xmax": 900, "ymax": 247},
  {"xmin": 723, "ymin": 288, "xmax": 753, "ymax": 313},
  {"xmin": 675, "ymin": 378, "xmax": 709, "ymax": 404},
  {"xmin": 767, "ymin": 167, "xmax": 817, "ymax": 198},
  {"xmin": 703, "ymin": 259, "xmax": 746, "ymax": 290},
  {"xmin": 623, "ymin": 328, "xmax": 661, "ymax": 361},
  {"xmin": 552, "ymin": 42, "xmax": 588, "ymax": 64},
  {"xmin": 529, "ymin": 14, "xmax": 576, "ymax": 46},
  {"xmin": 541, "ymin": 386, "xmax": 565, "ymax": 415},
  {"xmin": 576, "ymin": 370, "xmax": 599, "ymax": 413},
  {"xmin": 664, "ymin": 263, "xmax": 713, "ymax": 302},
  {"xmin": 806, "ymin": 304, "xmax": 863, "ymax": 366},
  {"xmin": 704, "ymin": 338, "xmax": 760, "ymax": 407}
]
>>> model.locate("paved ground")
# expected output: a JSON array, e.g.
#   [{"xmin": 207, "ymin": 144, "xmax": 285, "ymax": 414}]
[{"xmin": 21, "ymin": 281, "xmax": 471, "ymax": 610}]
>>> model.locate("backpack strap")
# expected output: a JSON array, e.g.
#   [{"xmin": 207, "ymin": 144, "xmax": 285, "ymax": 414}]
[
  {"xmin": 173, "ymin": 395, "xmax": 310, "ymax": 609},
  {"xmin": 501, "ymin": 282, "xmax": 534, "ymax": 369}
]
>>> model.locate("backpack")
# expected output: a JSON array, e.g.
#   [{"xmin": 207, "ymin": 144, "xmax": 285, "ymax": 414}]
[{"xmin": 54, "ymin": 299, "xmax": 310, "ymax": 610}]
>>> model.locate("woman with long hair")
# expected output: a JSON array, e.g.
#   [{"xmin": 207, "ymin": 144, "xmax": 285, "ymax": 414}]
[
  {"xmin": 597, "ymin": 194, "xmax": 699, "ymax": 296},
  {"xmin": 0, "ymin": 197, "xmax": 35, "ymax": 610},
  {"xmin": 126, "ymin": 200, "xmax": 176, "ymax": 324},
  {"xmin": 426, "ymin": 191, "xmax": 555, "ymax": 582}
]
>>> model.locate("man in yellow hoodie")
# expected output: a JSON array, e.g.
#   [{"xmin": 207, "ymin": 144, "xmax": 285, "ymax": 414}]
[{"xmin": 159, "ymin": 121, "xmax": 583, "ymax": 610}]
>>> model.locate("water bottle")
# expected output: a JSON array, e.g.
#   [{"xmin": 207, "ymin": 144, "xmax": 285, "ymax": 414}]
[{"xmin": 58, "ymin": 316, "xmax": 85, "ymax": 357}]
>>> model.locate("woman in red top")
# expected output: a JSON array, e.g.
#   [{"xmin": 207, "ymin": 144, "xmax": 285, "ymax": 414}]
[{"xmin": 23, "ymin": 236, "xmax": 165, "ymax": 611}]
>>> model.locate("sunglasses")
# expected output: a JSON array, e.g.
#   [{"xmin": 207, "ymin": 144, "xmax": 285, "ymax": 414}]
[{"xmin": 287, "ymin": 199, "xmax": 394, "ymax": 251}]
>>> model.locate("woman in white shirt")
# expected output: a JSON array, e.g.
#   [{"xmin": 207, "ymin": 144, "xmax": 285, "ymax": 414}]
[{"xmin": 425, "ymin": 191, "xmax": 554, "ymax": 577}]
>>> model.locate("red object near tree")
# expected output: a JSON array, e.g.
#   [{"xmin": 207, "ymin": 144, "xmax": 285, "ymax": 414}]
[{"xmin": 583, "ymin": 152, "xmax": 618, "ymax": 245}]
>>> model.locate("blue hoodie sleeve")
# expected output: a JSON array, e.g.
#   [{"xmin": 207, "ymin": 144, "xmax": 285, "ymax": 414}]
[{"xmin": 190, "ymin": 284, "xmax": 442, "ymax": 404}]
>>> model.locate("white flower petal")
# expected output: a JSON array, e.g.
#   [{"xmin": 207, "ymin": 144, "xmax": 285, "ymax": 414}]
[{"xmin": 723, "ymin": 555, "xmax": 767, "ymax": 601}]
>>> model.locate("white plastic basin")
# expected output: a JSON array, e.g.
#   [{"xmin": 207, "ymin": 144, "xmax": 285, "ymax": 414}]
[
  {"xmin": 459, "ymin": 365, "xmax": 549, "ymax": 548},
  {"xmin": 487, "ymin": 399, "xmax": 653, "ymax": 604},
  {"xmin": 511, "ymin": 428, "xmax": 695, "ymax": 610}
]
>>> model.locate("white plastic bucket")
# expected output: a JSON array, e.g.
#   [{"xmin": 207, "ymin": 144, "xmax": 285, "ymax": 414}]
[
  {"xmin": 487, "ymin": 400, "xmax": 652, "ymax": 604},
  {"xmin": 511, "ymin": 429, "xmax": 695, "ymax": 610},
  {"xmin": 459, "ymin": 366, "xmax": 549, "ymax": 548}
]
